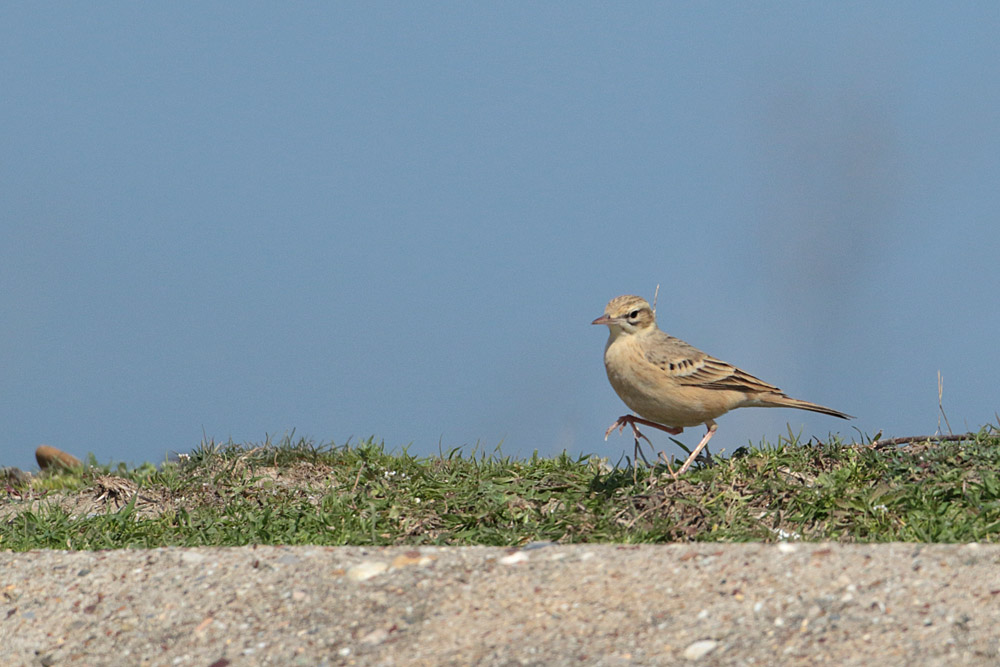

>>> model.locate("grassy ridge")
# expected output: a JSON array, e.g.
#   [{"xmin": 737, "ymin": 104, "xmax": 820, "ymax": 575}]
[{"xmin": 3, "ymin": 429, "xmax": 1000, "ymax": 551}]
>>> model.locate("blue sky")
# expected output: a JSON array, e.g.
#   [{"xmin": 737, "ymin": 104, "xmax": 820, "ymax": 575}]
[{"xmin": 3, "ymin": 5, "xmax": 999, "ymax": 471}]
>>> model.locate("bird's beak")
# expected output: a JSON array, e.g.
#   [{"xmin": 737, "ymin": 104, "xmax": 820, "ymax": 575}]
[{"xmin": 591, "ymin": 314, "xmax": 612, "ymax": 325}]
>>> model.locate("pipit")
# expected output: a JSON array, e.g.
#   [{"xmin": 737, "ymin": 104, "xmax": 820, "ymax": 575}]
[{"xmin": 593, "ymin": 294, "xmax": 852, "ymax": 474}]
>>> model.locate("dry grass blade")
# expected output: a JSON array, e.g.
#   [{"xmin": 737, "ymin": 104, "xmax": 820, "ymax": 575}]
[{"xmin": 938, "ymin": 370, "xmax": 953, "ymax": 436}]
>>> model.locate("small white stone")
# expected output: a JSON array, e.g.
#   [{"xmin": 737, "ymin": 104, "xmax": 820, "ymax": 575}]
[
  {"xmin": 682, "ymin": 640, "xmax": 719, "ymax": 660},
  {"xmin": 777, "ymin": 543, "xmax": 798, "ymax": 554},
  {"xmin": 361, "ymin": 628, "xmax": 389, "ymax": 644},
  {"xmin": 499, "ymin": 551, "xmax": 529, "ymax": 565},
  {"xmin": 347, "ymin": 561, "xmax": 389, "ymax": 581}
]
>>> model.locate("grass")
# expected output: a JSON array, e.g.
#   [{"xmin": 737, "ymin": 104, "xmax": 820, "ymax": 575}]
[{"xmin": 3, "ymin": 428, "xmax": 1000, "ymax": 551}]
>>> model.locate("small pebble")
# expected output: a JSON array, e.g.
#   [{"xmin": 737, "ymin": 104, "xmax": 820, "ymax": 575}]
[
  {"xmin": 683, "ymin": 640, "xmax": 718, "ymax": 660},
  {"xmin": 523, "ymin": 541, "xmax": 557, "ymax": 550},
  {"xmin": 361, "ymin": 628, "xmax": 389, "ymax": 645},
  {"xmin": 391, "ymin": 552, "xmax": 434, "ymax": 569},
  {"xmin": 347, "ymin": 561, "xmax": 388, "ymax": 581},
  {"xmin": 499, "ymin": 551, "xmax": 529, "ymax": 565},
  {"xmin": 35, "ymin": 445, "xmax": 82, "ymax": 471}
]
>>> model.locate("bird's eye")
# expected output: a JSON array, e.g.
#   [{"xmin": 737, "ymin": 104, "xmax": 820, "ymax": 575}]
[{"xmin": 628, "ymin": 310, "xmax": 640, "ymax": 319}]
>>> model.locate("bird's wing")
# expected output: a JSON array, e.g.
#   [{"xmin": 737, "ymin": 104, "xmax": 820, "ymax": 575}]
[{"xmin": 643, "ymin": 333, "xmax": 782, "ymax": 394}]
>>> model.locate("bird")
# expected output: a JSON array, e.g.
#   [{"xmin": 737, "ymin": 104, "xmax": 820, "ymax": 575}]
[{"xmin": 592, "ymin": 294, "xmax": 852, "ymax": 474}]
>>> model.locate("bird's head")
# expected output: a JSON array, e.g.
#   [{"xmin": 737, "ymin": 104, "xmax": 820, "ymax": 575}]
[{"xmin": 591, "ymin": 295, "xmax": 657, "ymax": 338}]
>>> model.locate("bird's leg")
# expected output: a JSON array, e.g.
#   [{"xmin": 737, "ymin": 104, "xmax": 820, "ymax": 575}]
[{"xmin": 677, "ymin": 420, "xmax": 718, "ymax": 475}]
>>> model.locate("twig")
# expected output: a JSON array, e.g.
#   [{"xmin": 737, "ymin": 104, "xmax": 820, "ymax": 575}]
[
  {"xmin": 870, "ymin": 433, "xmax": 979, "ymax": 449},
  {"xmin": 350, "ymin": 463, "xmax": 365, "ymax": 494},
  {"xmin": 652, "ymin": 283, "xmax": 660, "ymax": 315},
  {"xmin": 626, "ymin": 497, "xmax": 669, "ymax": 529}
]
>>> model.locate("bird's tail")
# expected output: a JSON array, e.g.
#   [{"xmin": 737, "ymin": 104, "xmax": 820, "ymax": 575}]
[{"xmin": 759, "ymin": 394, "xmax": 853, "ymax": 420}]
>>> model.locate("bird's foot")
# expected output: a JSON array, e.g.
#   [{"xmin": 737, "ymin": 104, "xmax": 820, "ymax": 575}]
[
  {"xmin": 655, "ymin": 450, "xmax": 679, "ymax": 479},
  {"xmin": 605, "ymin": 415, "xmax": 685, "ymax": 474},
  {"xmin": 604, "ymin": 415, "xmax": 648, "ymax": 443},
  {"xmin": 603, "ymin": 415, "xmax": 681, "ymax": 441}
]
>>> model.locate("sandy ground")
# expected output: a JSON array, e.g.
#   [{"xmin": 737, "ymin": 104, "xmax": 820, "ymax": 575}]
[{"xmin": 2, "ymin": 543, "xmax": 999, "ymax": 666}]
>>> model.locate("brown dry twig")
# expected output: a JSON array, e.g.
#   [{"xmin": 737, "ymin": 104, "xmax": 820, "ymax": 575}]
[{"xmin": 869, "ymin": 433, "xmax": 980, "ymax": 449}]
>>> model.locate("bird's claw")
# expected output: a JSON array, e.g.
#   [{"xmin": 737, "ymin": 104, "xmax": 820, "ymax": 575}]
[{"xmin": 604, "ymin": 416, "xmax": 651, "ymax": 444}]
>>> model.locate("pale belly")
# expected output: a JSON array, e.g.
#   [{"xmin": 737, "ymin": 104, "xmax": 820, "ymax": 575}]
[{"xmin": 604, "ymin": 339, "xmax": 737, "ymax": 427}]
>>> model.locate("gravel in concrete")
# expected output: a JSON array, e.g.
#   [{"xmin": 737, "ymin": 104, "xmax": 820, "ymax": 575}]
[{"xmin": 2, "ymin": 543, "xmax": 999, "ymax": 666}]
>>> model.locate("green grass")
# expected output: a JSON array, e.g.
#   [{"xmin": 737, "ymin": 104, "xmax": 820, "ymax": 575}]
[{"xmin": 3, "ymin": 428, "xmax": 1000, "ymax": 551}]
